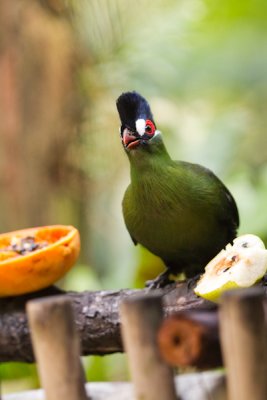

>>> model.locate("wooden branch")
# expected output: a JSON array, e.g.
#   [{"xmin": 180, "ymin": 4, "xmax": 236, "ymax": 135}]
[
  {"xmin": 158, "ymin": 289, "xmax": 267, "ymax": 370},
  {"xmin": 0, "ymin": 281, "xmax": 215, "ymax": 363},
  {"xmin": 0, "ymin": 281, "xmax": 266, "ymax": 364},
  {"xmin": 157, "ymin": 310, "xmax": 221, "ymax": 370}
]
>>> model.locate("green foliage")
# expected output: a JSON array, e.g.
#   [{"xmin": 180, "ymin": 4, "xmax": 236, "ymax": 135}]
[
  {"xmin": 62, "ymin": 264, "xmax": 102, "ymax": 292},
  {"xmin": 134, "ymin": 246, "xmax": 165, "ymax": 288},
  {"xmin": 84, "ymin": 354, "xmax": 129, "ymax": 382},
  {"xmin": 0, "ymin": 363, "xmax": 39, "ymax": 394}
]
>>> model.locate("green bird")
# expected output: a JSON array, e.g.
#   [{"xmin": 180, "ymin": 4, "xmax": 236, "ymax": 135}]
[{"xmin": 116, "ymin": 91, "xmax": 239, "ymax": 288}]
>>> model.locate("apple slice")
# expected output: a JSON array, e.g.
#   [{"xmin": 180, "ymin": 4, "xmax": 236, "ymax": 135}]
[{"xmin": 194, "ymin": 234, "xmax": 267, "ymax": 302}]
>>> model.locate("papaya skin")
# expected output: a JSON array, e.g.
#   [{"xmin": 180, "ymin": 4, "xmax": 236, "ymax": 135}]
[{"xmin": 0, "ymin": 225, "xmax": 80, "ymax": 296}]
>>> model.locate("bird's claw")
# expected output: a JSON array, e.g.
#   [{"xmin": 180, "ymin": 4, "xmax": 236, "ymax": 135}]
[
  {"xmin": 145, "ymin": 271, "xmax": 174, "ymax": 290},
  {"xmin": 187, "ymin": 274, "xmax": 201, "ymax": 290}
]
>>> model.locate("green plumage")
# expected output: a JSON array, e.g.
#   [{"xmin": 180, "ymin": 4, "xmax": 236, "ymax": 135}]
[
  {"xmin": 116, "ymin": 91, "xmax": 239, "ymax": 286},
  {"xmin": 123, "ymin": 134, "xmax": 238, "ymax": 277}
]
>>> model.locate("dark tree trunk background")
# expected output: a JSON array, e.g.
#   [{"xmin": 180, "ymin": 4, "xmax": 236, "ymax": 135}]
[{"xmin": 0, "ymin": 0, "xmax": 86, "ymax": 236}]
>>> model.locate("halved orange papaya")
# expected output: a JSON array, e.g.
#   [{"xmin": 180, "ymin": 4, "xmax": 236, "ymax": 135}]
[{"xmin": 0, "ymin": 225, "xmax": 80, "ymax": 296}]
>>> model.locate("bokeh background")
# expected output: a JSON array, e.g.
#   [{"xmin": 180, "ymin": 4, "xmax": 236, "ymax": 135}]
[{"xmin": 1, "ymin": 0, "xmax": 267, "ymax": 393}]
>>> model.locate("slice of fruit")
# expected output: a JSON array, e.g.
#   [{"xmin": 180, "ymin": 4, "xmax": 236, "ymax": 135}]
[
  {"xmin": 0, "ymin": 225, "xmax": 80, "ymax": 296},
  {"xmin": 194, "ymin": 234, "xmax": 267, "ymax": 302}
]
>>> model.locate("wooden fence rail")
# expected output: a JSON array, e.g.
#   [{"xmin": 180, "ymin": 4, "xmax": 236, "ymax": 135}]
[
  {"xmin": 4, "ymin": 287, "xmax": 263, "ymax": 400},
  {"xmin": 2, "ymin": 288, "xmax": 267, "ymax": 400}
]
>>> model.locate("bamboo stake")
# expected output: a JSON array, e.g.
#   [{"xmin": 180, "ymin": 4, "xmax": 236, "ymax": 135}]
[
  {"xmin": 27, "ymin": 295, "xmax": 88, "ymax": 400},
  {"xmin": 219, "ymin": 287, "xmax": 267, "ymax": 400},
  {"xmin": 120, "ymin": 294, "xmax": 177, "ymax": 400}
]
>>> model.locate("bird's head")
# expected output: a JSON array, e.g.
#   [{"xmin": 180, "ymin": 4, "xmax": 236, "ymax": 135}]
[{"xmin": 116, "ymin": 91, "xmax": 159, "ymax": 152}]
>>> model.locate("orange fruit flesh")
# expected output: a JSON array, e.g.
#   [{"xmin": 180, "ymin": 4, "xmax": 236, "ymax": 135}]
[{"xmin": 0, "ymin": 225, "xmax": 80, "ymax": 296}]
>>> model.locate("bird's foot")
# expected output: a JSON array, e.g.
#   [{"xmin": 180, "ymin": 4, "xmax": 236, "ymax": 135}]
[
  {"xmin": 145, "ymin": 270, "xmax": 174, "ymax": 290},
  {"xmin": 187, "ymin": 273, "xmax": 201, "ymax": 290}
]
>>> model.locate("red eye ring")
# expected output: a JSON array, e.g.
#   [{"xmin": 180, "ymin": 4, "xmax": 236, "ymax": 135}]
[{"xmin": 145, "ymin": 120, "xmax": 156, "ymax": 136}]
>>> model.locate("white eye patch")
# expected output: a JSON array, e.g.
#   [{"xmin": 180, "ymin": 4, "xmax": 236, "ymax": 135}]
[{"xmin": 135, "ymin": 119, "xmax": 146, "ymax": 136}]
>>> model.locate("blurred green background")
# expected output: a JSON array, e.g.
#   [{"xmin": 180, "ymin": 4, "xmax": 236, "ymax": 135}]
[{"xmin": 1, "ymin": 0, "xmax": 267, "ymax": 394}]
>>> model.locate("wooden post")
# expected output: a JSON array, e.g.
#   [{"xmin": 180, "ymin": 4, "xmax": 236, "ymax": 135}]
[
  {"xmin": 219, "ymin": 287, "xmax": 267, "ymax": 400},
  {"xmin": 120, "ymin": 294, "xmax": 177, "ymax": 400},
  {"xmin": 27, "ymin": 295, "xmax": 88, "ymax": 400}
]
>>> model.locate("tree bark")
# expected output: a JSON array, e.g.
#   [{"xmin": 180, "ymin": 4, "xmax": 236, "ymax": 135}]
[
  {"xmin": 0, "ymin": 282, "xmax": 215, "ymax": 363},
  {"xmin": 0, "ymin": 281, "xmax": 266, "ymax": 364},
  {"xmin": 158, "ymin": 310, "xmax": 222, "ymax": 370}
]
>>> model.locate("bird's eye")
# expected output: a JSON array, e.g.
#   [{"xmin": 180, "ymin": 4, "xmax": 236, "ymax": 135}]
[{"xmin": 145, "ymin": 120, "xmax": 156, "ymax": 136}]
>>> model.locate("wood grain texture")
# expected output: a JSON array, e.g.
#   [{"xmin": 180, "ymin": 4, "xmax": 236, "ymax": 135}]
[
  {"xmin": 220, "ymin": 287, "xmax": 267, "ymax": 400},
  {"xmin": 0, "ymin": 282, "xmax": 214, "ymax": 362},
  {"xmin": 120, "ymin": 294, "xmax": 177, "ymax": 400},
  {"xmin": 1, "ymin": 281, "xmax": 266, "ymax": 364},
  {"xmin": 27, "ymin": 296, "xmax": 88, "ymax": 400}
]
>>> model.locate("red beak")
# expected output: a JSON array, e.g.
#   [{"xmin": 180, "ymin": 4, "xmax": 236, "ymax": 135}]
[{"xmin": 122, "ymin": 130, "xmax": 140, "ymax": 149}]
